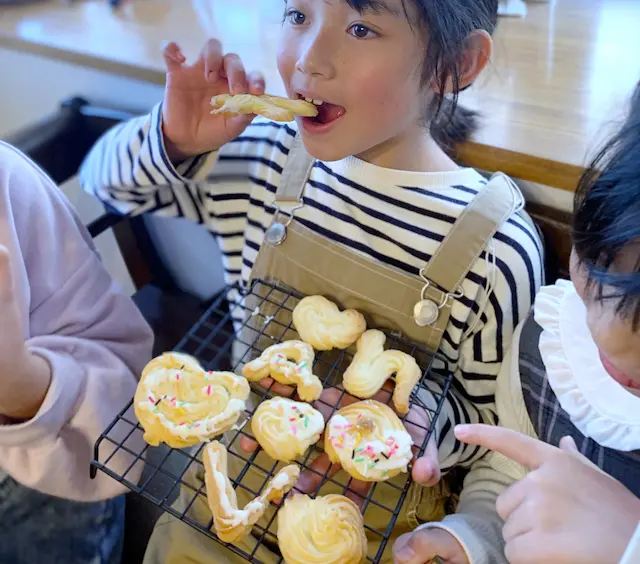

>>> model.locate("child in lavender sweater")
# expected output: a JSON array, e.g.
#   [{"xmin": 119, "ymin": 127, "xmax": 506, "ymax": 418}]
[{"xmin": 0, "ymin": 141, "xmax": 153, "ymax": 563}]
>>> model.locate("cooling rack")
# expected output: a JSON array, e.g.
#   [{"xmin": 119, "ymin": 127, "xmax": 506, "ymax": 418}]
[{"xmin": 91, "ymin": 279, "xmax": 453, "ymax": 563}]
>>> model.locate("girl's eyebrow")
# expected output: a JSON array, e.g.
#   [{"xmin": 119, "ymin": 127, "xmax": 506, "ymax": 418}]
[
  {"xmin": 358, "ymin": 1, "xmax": 400, "ymax": 16},
  {"xmin": 339, "ymin": 0, "xmax": 401, "ymax": 17}
]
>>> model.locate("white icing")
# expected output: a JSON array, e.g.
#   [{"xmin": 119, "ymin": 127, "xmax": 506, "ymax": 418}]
[
  {"xmin": 268, "ymin": 471, "xmax": 292, "ymax": 491},
  {"xmin": 327, "ymin": 413, "xmax": 413, "ymax": 480},
  {"xmin": 138, "ymin": 365, "xmax": 247, "ymax": 441}
]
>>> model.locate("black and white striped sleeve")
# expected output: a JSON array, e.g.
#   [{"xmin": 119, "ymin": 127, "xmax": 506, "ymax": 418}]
[
  {"xmin": 79, "ymin": 103, "xmax": 227, "ymax": 225},
  {"xmin": 420, "ymin": 214, "xmax": 544, "ymax": 470}
]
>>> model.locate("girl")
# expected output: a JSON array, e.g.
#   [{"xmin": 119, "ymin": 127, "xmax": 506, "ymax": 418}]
[
  {"xmin": 0, "ymin": 141, "xmax": 153, "ymax": 562},
  {"xmin": 81, "ymin": 0, "xmax": 543, "ymax": 561},
  {"xmin": 396, "ymin": 82, "xmax": 640, "ymax": 563}
]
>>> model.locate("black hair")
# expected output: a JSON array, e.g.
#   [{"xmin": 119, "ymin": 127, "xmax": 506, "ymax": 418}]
[
  {"xmin": 573, "ymin": 80, "xmax": 640, "ymax": 329},
  {"xmin": 344, "ymin": 0, "xmax": 499, "ymax": 148}
]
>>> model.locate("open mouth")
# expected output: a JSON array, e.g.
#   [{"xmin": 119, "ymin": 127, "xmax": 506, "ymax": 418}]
[{"xmin": 297, "ymin": 94, "xmax": 346, "ymax": 126}]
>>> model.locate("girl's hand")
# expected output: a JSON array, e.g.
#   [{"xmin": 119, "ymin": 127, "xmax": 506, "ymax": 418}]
[
  {"xmin": 393, "ymin": 528, "xmax": 469, "ymax": 564},
  {"xmin": 0, "ymin": 247, "xmax": 51, "ymax": 420},
  {"xmin": 456, "ymin": 424, "xmax": 640, "ymax": 564},
  {"xmin": 240, "ymin": 381, "xmax": 441, "ymax": 508},
  {"xmin": 161, "ymin": 40, "xmax": 266, "ymax": 163}
]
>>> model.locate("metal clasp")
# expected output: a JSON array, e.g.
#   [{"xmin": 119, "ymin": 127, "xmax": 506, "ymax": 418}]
[
  {"xmin": 264, "ymin": 202, "xmax": 303, "ymax": 246},
  {"xmin": 413, "ymin": 268, "xmax": 464, "ymax": 327}
]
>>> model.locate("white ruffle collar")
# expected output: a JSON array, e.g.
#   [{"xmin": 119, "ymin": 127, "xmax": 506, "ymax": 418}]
[{"xmin": 535, "ymin": 280, "xmax": 640, "ymax": 451}]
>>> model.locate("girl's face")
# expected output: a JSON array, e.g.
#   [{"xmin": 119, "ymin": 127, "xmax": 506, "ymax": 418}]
[
  {"xmin": 277, "ymin": 0, "xmax": 427, "ymax": 164},
  {"xmin": 570, "ymin": 248, "xmax": 640, "ymax": 393}
]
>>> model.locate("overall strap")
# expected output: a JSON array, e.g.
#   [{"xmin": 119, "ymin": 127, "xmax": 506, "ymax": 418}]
[
  {"xmin": 273, "ymin": 135, "xmax": 315, "ymax": 207},
  {"xmin": 422, "ymin": 172, "xmax": 523, "ymax": 293}
]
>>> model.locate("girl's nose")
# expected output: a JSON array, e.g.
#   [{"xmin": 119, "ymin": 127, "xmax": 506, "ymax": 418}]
[{"xmin": 295, "ymin": 33, "xmax": 336, "ymax": 79}]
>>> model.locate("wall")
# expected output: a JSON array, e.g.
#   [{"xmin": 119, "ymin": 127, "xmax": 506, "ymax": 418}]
[{"xmin": 0, "ymin": 46, "xmax": 226, "ymax": 299}]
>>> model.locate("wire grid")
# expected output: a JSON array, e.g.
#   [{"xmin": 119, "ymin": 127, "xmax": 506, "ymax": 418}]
[{"xmin": 91, "ymin": 279, "xmax": 453, "ymax": 563}]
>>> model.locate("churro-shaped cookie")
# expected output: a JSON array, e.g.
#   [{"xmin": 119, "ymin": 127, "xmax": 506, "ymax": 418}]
[
  {"xmin": 251, "ymin": 398, "xmax": 324, "ymax": 462},
  {"xmin": 278, "ymin": 494, "xmax": 367, "ymax": 564},
  {"xmin": 292, "ymin": 296, "xmax": 367, "ymax": 351},
  {"xmin": 203, "ymin": 441, "xmax": 299, "ymax": 543},
  {"xmin": 134, "ymin": 353, "xmax": 250, "ymax": 448},
  {"xmin": 210, "ymin": 94, "xmax": 318, "ymax": 122},
  {"xmin": 325, "ymin": 400, "xmax": 413, "ymax": 482},
  {"xmin": 343, "ymin": 330, "xmax": 422, "ymax": 414},
  {"xmin": 242, "ymin": 341, "xmax": 323, "ymax": 402}
]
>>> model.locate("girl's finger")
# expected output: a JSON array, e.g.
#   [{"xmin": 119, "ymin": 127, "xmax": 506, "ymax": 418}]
[
  {"xmin": 411, "ymin": 436, "xmax": 441, "ymax": 487},
  {"xmin": 501, "ymin": 501, "xmax": 534, "ymax": 544},
  {"xmin": 239, "ymin": 435, "xmax": 259, "ymax": 453},
  {"xmin": 295, "ymin": 453, "xmax": 341, "ymax": 495},
  {"xmin": 222, "ymin": 53, "xmax": 248, "ymax": 94},
  {"xmin": 161, "ymin": 41, "xmax": 186, "ymax": 72},
  {"xmin": 495, "ymin": 475, "xmax": 530, "ymax": 521},
  {"xmin": 259, "ymin": 377, "xmax": 296, "ymax": 397},
  {"xmin": 247, "ymin": 71, "xmax": 266, "ymax": 96},
  {"xmin": 201, "ymin": 38, "xmax": 224, "ymax": 80},
  {"xmin": 342, "ymin": 477, "xmax": 372, "ymax": 509}
]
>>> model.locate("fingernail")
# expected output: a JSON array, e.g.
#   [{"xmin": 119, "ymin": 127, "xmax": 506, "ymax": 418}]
[
  {"xmin": 233, "ymin": 82, "xmax": 248, "ymax": 94},
  {"xmin": 454, "ymin": 424, "xmax": 470, "ymax": 437},
  {"xmin": 396, "ymin": 547, "xmax": 415, "ymax": 563}
]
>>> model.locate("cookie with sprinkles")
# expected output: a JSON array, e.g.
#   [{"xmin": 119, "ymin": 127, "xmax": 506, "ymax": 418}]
[
  {"xmin": 134, "ymin": 352, "xmax": 250, "ymax": 448},
  {"xmin": 251, "ymin": 398, "xmax": 324, "ymax": 462},
  {"xmin": 242, "ymin": 340, "xmax": 323, "ymax": 402},
  {"xmin": 324, "ymin": 400, "xmax": 413, "ymax": 482}
]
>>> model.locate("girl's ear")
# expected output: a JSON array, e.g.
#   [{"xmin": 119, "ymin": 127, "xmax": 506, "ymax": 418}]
[{"xmin": 430, "ymin": 30, "xmax": 493, "ymax": 94}]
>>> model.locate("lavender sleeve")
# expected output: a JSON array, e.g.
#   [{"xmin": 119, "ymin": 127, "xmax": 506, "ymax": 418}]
[{"xmin": 0, "ymin": 141, "xmax": 154, "ymax": 501}]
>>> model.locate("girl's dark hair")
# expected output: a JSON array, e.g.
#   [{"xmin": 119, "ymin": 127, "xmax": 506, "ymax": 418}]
[
  {"xmin": 573, "ymin": 81, "xmax": 640, "ymax": 329},
  {"xmin": 345, "ymin": 0, "xmax": 498, "ymax": 149}
]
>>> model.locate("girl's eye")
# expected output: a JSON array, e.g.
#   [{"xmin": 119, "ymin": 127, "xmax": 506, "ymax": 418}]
[
  {"xmin": 348, "ymin": 23, "xmax": 377, "ymax": 39},
  {"xmin": 285, "ymin": 9, "xmax": 306, "ymax": 25}
]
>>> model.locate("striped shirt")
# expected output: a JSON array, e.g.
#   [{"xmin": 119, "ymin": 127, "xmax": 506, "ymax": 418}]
[{"xmin": 80, "ymin": 104, "xmax": 544, "ymax": 468}]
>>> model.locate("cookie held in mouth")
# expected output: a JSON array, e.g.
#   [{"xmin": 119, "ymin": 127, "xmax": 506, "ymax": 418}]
[{"xmin": 210, "ymin": 94, "xmax": 318, "ymax": 122}]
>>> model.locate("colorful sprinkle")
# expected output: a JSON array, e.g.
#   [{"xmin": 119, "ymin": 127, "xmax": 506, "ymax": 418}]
[
  {"xmin": 369, "ymin": 462, "xmax": 376, "ymax": 469},
  {"xmin": 304, "ymin": 417, "xmax": 309, "ymax": 429},
  {"xmin": 292, "ymin": 425, "xmax": 297, "ymax": 436},
  {"xmin": 155, "ymin": 398, "xmax": 162, "ymax": 406},
  {"xmin": 148, "ymin": 395, "xmax": 155, "ymax": 403},
  {"xmin": 289, "ymin": 417, "xmax": 297, "ymax": 422},
  {"xmin": 206, "ymin": 385, "xmax": 212, "ymax": 396},
  {"xmin": 354, "ymin": 457, "xmax": 365, "ymax": 463},
  {"xmin": 381, "ymin": 452, "xmax": 390, "ymax": 460}
]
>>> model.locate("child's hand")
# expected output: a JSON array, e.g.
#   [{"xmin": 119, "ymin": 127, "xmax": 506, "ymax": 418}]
[
  {"xmin": 0, "ymin": 247, "xmax": 51, "ymax": 420},
  {"xmin": 161, "ymin": 40, "xmax": 266, "ymax": 162},
  {"xmin": 240, "ymin": 381, "xmax": 441, "ymax": 507},
  {"xmin": 456, "ymin": 424, "xmax": 640, "ymax": 564},
  {"xmin": 393, "ymin": 528, "xmax": 469, "ymax": 564}
]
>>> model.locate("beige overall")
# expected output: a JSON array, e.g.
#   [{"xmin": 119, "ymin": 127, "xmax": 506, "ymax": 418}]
[{"xmin": 143, "ymin": 137, "xmax": 525, "ymax": 564}]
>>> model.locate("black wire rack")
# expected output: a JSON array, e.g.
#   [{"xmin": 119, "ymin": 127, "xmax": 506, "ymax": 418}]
[{"xmin": 91, "ymin": 279, "xmax": 453, "ymax": 563}]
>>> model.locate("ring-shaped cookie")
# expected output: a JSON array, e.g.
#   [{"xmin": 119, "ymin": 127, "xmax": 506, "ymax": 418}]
[
  {"xmin": 134, "ymin": 353, "xmax": 250, "ymax": 448},
  {"xmin": 343, "ymin": 330, "xmax": 422, "ymax": 414},
  {"xmin": 203, "ymin": 441, "xmax": 299, "ymax": 543},
  {"xmin": 292, "ymin": 296, "xmax": 367, "ymax": 351},
  {"xmin": 324, "ymin": 400, "xmax": 413, "ymax": 482},
  {"xmin": 251, "ymin": 398, "xmax": 325, "ymax": 462},
  {"xmin": 277, "ymin": 494, "xmax": 367, "ymax": 564},
  {"xmin": 242, "ymin": 341, "xmax": 323, "ymax": 402}
]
